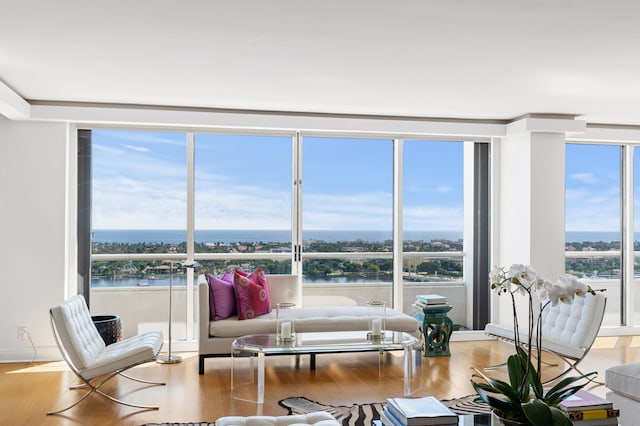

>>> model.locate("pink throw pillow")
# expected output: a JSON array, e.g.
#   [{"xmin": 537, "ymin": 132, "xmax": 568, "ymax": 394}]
[
  {"xmin": 233, "ymin": 268, "xmax": 271, "ymax": 320},
  {"xmin": 208, "ymin": 271, "xmax": 236, "ymax": 321}
]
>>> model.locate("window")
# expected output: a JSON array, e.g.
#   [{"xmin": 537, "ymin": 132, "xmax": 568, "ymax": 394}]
[
  {"xmin": 194, "ymin": 133, "xmax": 293, "ymax": 275},
  {"xmin": 88, "ymin": 128, "xmax": 488, "ymax": 346},
  {"xmin": 565, "ymin": 143, "xmax": 621, "ymax": 327},
  {"xmin": 90, "ymin": 129, "xmax": 189, "ymax": 339},
  {"xmin": 301, "ymin": 136, "xmax": 394, "ymax": 305},
  {"xmin": 402, "ymin": 140, "xmax": 464, "ymax": 313}
]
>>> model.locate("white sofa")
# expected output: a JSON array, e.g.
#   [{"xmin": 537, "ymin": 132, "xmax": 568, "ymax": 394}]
[
  {"xmin": 198, "ymin": 274, "xmax": 421, "ymax": 374},
  {"xmin": 605, "ymin": 363, "xmax": 640, "ymax": 426}
]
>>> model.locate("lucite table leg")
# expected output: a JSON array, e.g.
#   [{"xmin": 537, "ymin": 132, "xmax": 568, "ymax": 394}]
[
  {"xmin": 257, "ymin": 351, "xmax": 265, "ymax": 404},
  {"xmin": 403, "ymin": 343, "xmax": 413, "ymax": 395},
  {"xmin": 231, "ymin": 347, "xmax": 236, "ymax": 391}
]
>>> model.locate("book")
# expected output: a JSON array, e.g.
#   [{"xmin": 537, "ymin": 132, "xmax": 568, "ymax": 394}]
[
  {"xmin": 386, "ymin": 396, "xmax": 458, "ymax": 425},
  {"xmin": 570, "ymin": 416, "xmax": 618, "ymax": 426},
  {"xmin": 558, "ymin": 389, "xmax": 613, "ymax": 411},
  {"xmin": 381, "ymin": 406, "xmax": 458, "ymax": 426},
  {"xmin": 562, "ymin": 408, "xmax": 620, "ymax": 421},
  {"xmin": 381, "ymin": 407, "xmax": 403, "ymax": 426},
  {"xmin": 415, "ymin": 295, "xmax": 448, "ymax": 305}
]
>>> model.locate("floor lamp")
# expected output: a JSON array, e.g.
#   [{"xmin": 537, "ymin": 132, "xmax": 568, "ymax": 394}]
[{"xmin": 157, "ymin": 260, "xmax": 200, "ymax": 364}]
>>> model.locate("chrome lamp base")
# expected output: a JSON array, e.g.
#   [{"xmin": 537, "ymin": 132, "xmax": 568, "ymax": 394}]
[{"xmin": 156, "ymin": 354, "xmax": 182, "ymax": 364}]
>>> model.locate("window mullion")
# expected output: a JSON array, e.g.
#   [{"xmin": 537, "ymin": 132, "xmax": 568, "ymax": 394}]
[
  {"xmin": 186, "ymin": 132, "xmax": 196, "ymax": 341},
  {"xmin": 392, "ymin": 139, "xmax": 403, "ymax": 311},
  {"xmin": 622, "ymin": 145, "xmax": 634, "ymax": 326}
]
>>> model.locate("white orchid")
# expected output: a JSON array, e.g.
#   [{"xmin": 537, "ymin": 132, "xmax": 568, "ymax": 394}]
[
  {"xmin": 536, "ymin": 279, "xmax": 554, "ymax": 300},
  {"xmin": 558, "ymin": 273, "xmax": 590, "ymax": 297},
  {"xmin": 475, "ymin": 265, "xmax": 603, "ymax": 425},
  {"xmin": 509, "ymin": 264, "xmax": 539, "ymax": 290},
  {"xmin": 547, "ymin": 284, "xmax": 574, "ymax": 306}
]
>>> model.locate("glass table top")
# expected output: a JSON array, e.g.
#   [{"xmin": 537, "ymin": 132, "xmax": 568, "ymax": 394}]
[{"xmin": 232, "ymin": 330, "xmax": 419, "ymax": 354}]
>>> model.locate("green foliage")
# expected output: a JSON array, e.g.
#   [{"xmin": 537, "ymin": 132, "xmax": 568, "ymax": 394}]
[{"xmin": 471, "ymin": 350, "xmax": 593, "ymax": 425}]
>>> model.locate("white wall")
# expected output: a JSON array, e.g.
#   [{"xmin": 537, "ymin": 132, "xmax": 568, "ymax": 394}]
[{"xmin": 0, "ymin": 116, "xmax": 69, "ymax": 361}]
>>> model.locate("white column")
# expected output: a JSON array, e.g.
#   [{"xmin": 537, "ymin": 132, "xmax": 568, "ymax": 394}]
[{"xmin": 492, "ymin": 116, "xmax": 585, "ymax": 323}]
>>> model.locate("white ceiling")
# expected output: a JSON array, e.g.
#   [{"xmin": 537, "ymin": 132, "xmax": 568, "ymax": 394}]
[{"xmin": 2, "ymin": 0, "xmax": 640, "ymax": 125}]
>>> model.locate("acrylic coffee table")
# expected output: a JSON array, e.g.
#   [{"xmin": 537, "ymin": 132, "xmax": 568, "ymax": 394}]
[{"xmin": 231, "ymin": 331, "xmax": 421, "ymax": 403}]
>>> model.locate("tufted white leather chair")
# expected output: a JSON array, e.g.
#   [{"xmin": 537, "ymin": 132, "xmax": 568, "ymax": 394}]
[
  {"xmin": 48, "ymin": 294, "xmax": 165, "ymax": 415},
  {"xmin": 215, "ymin": 412, "xmax": 340, "ymax": 426},
  {"xmin": 484, "ymin": 291, "xmax": 607, "ymax": 383}
]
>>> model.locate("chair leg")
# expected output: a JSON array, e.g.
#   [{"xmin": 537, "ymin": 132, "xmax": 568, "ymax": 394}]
[
  {"xmin": 48, "ymin": 372, "xmax": 162, "ymax": 415},
  {"xmin": 119, "ymin": 371, "xmax": 166, "ymax": 386},
  {"xmin": 543, "ymin": 360, "xmax": 604, "ymax": 386},
  {"xmin": 483, "ymin": 360, "xmax": 508, "ymax": 370},
  {"xmin": 47, "ymin": 387, "xmax": 160, "ymax": 415}
]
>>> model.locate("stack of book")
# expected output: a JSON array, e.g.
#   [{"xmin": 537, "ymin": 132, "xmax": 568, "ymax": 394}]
[
  {"xmin": 379, "ymin": 396, "xmax": 458, "ymax": 426},
  {"xmin": 559, "ymin": 389, "xmax": 619, "ymax": 425},
  {"xmin": 413, "ymin": 295, "xmax": 448, "ymax": 311}
]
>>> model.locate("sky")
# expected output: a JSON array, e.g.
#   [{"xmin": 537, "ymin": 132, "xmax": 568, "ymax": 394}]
[
  {"xmin": 565, "ymin": 143, "xmax": 623, "ymax": 233},
  {"xmin": 92, "ymin": 129, "xmax": 464, "ymax": 232},
  {"xmin": 92, "ymin": 129, "xmax": 630, "ymax": 234}
]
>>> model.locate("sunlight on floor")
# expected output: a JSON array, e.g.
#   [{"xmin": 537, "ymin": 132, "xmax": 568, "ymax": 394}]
[
  {"xmin": 592, "ymin": 336, "xmax": 618, "ymax": 349},
  {"xmin": 5, "ymin": 360, "xmax": 68, "ymax": 374},
  {"xmin": 4, "ymin": 351, "xmax": 195, "ymax": 374}
]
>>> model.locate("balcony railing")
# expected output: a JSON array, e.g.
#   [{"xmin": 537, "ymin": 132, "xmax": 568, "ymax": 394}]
[{"xmin": 90, "ymin": 251, "xmax": 467, "ymax": 347}]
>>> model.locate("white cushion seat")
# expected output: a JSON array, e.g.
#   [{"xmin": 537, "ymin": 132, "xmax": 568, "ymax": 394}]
[
  {"xmin": 605, "ymin": 363, "xmax": 640, "ymax": 426},
  {"xmin": 605, "ymin": 362, "xmax": 640, "ymax": 401},
  {"xmin": 210, "ymin": 306, "xmax": 419, "ymax": 338},
  {"xmin": 215, "ymin": 412, "xmax": 340, "ymax": 426},
  {"xmin": 78, "ymin": 331, "xmax": 163, "ymax": 378},
  {"xmin": 484, "ymin": 323, "xmax": 586, "ymax": 359}
]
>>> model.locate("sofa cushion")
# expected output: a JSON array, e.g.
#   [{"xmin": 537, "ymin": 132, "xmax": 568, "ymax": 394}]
[
  {"xmin": 233, "ymin": 268, "xmax": 272, "ymax": 320},
  {"xmin": 209, "ymin": 305, "xmax": 419, "ymax": 338},
  {"xmin": 209, "ymin": 271, "xmax": 236, "ymax": 321},
  {"xmin": 605, "ymin": 362, "xmax": 640, "ymax": 401}
]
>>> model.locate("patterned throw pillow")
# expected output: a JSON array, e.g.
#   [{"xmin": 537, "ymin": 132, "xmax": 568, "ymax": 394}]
[
  {"xmin": 233, "ymin": 268, "xmax": 271, "ymax": 320},
  {"xmin": 208, "ymin": 271, "xmax": 236, "ymax": 321}
]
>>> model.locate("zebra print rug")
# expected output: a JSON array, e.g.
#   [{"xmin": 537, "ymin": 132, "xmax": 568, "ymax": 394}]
[
  {"xmin": 278, "ymin": 395, "xmax": 490, "ymax": 426},
  {"xmin": 141, "ymin": 396, "xmax": 490, "ymax": 426}
]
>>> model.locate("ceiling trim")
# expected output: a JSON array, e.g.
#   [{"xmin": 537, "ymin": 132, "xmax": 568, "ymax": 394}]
[
  {"xmin": 0, "ymin": 81, "xmax": 30, "ymax": 120},
  {"xmin": 29, "ymin": 101, "xmax": 508, "ymax": 138}
]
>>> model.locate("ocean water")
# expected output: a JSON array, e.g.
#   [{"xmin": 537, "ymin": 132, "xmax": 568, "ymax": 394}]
[
  {"xmin": 92, "ymin": 229, "xmax": 626, "ymax": 244},
  {"xmin": 92, "ymin": 229, "xmax": 464, "ymax": 244}
]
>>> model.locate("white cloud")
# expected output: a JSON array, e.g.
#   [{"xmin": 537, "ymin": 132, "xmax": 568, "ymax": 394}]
[
  {"xmin": 124, "ymin": 145, "xmax": 150, "ymax": 153},
  {"xmin": 570, "ymin": 172, "xmax": 599, "ymax": 184}
]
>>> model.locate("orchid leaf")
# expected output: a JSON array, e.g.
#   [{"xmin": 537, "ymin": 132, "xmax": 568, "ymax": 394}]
[
  {"xmin": 549, "ymin": 406, "xmax": 573, "ymax": 426},
  {"xmin": 506, "ymin": 353, "xmax": 526, "ymax": 392},
  {"xmin": 472, "ymin": 381, "xmax": 523, "ymax": 414},
  {"xmin": 522, "ymin": 398, "xmax": 553, "ymax": 425},
  {"xmin": 544, "ymin": 372, "xmax": 597, "ymax": 402}
]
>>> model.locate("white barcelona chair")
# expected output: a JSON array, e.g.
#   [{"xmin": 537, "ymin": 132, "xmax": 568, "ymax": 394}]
[
  {"xmin": 484, "ymin": 291, "xmax": 607, "ymax": 384},
  {"xmin": 48, "ymin": 294, "xmax": 165, "ymax": 415}
]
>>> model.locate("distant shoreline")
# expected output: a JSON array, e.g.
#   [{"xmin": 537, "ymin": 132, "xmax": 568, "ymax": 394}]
[{"xmin": 91, "ymin": 229, "xmax": 625, "ymax": 244}]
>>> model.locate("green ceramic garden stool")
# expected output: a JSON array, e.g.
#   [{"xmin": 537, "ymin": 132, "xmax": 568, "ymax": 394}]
[{"xmin": 414, "ymin": 304, "xmax": 453, "ymax": 356}]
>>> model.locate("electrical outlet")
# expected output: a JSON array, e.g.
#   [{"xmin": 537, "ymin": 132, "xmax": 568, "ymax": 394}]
[{"xmin": 17, "ymin": 326, "xmax": 28, "ymax": 341}]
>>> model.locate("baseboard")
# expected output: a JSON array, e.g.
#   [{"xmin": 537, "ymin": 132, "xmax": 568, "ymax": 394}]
[
  {"xmin": 450, "ymin": 330, "xmax": 492, "ymax": 341},
  {"xmin": 0, "ymin": 346, "xmax": 61, "ymax": 363}
]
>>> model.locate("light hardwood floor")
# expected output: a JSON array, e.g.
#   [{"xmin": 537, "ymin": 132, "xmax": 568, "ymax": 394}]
[{"xmin": 0, "ymin": 336, "xmax": 637, "ymax": 426}]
